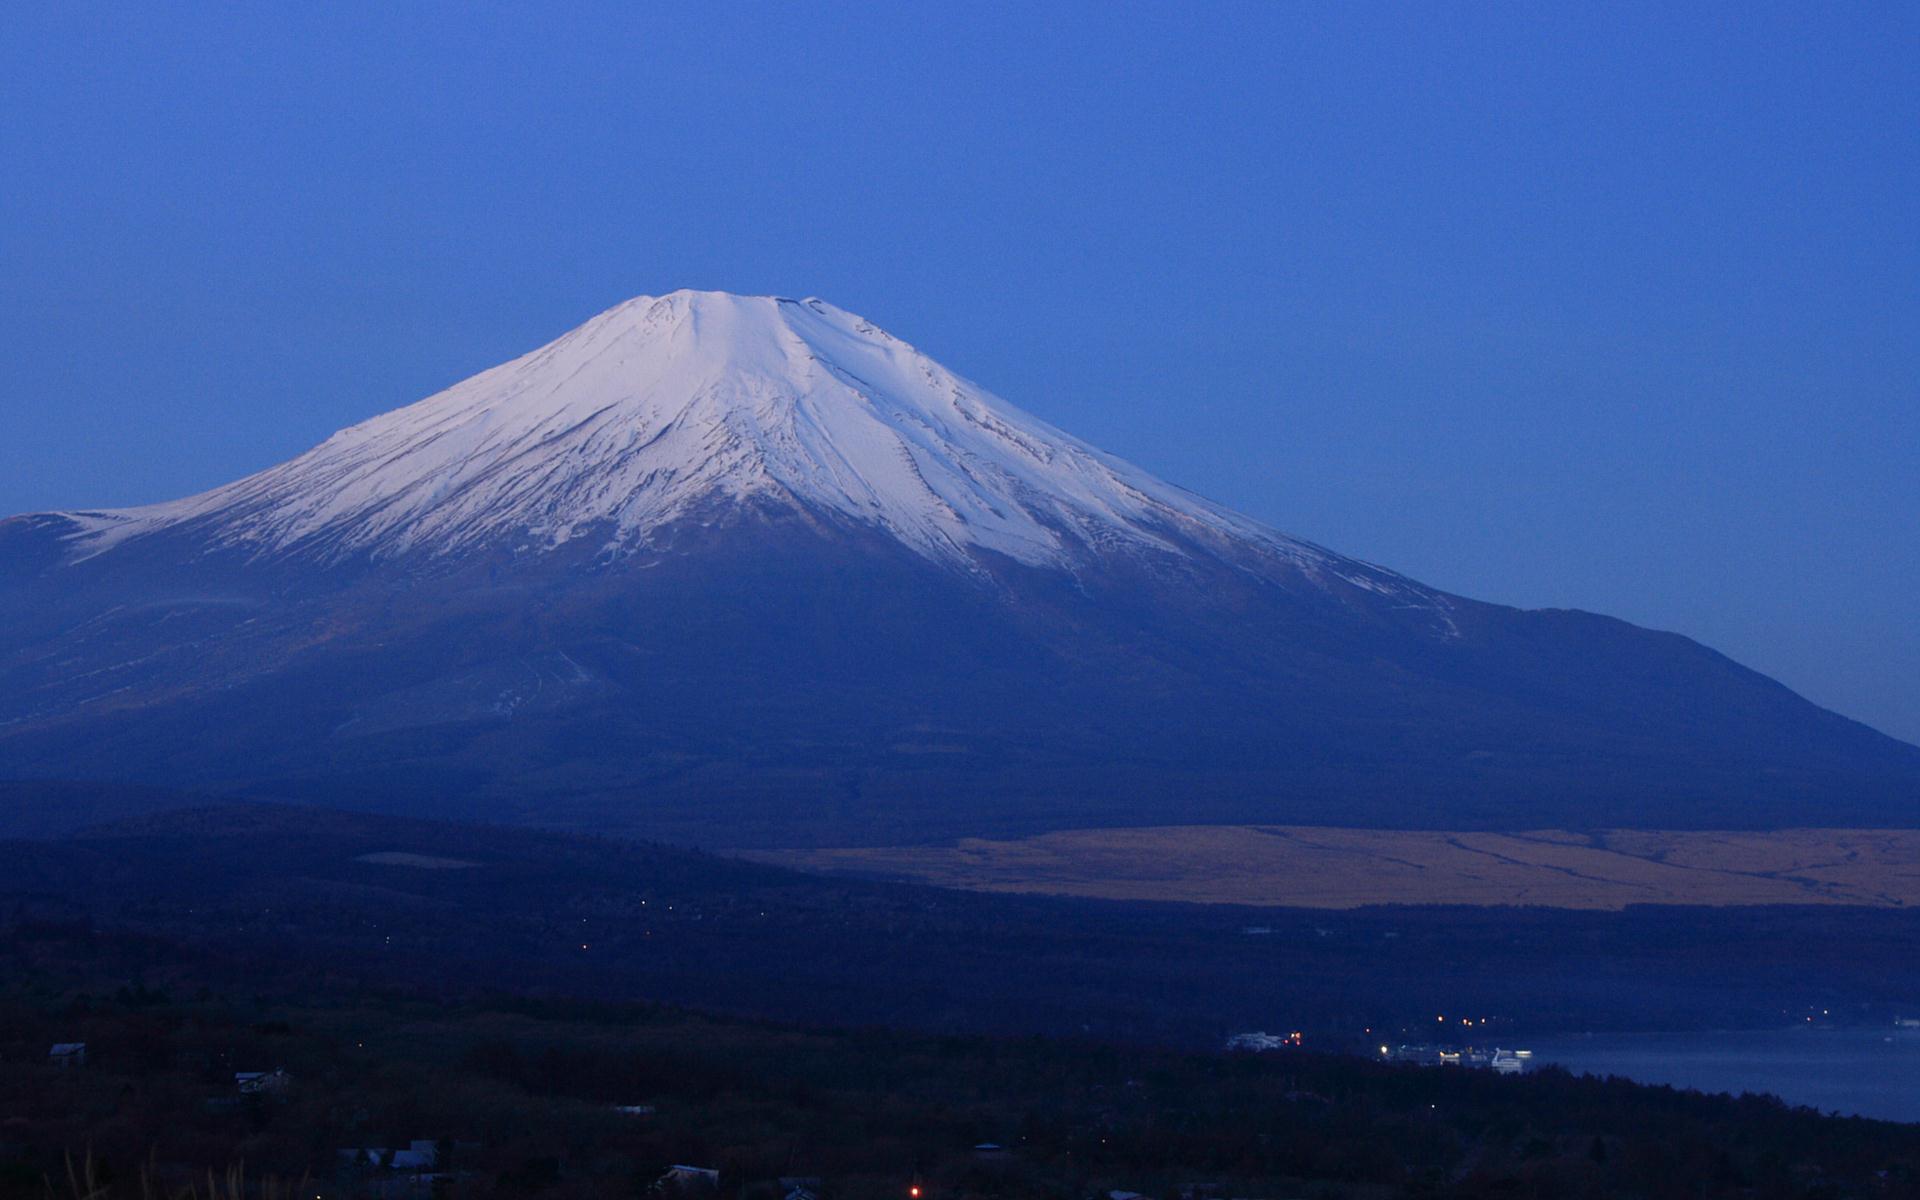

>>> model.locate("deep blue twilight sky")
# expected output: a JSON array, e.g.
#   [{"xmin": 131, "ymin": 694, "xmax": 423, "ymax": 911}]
[{"xmin": 2, "ymin": 4, "xmax": 1916, "ymax": 743}]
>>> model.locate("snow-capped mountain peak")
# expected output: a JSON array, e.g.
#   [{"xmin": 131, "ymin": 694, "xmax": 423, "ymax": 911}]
[
  {"xmin": 10, "ymin": 294, "xmax": 1917, "ymax": 842},
  {"xmin": 51, "ymin": 290, "xmax": 1384, "ymax": 588}
]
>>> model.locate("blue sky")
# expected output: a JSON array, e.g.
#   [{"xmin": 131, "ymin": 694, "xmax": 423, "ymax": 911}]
[{"xmin": 2, "ymin": 3, "xmax": 1916, "ymax": 742}]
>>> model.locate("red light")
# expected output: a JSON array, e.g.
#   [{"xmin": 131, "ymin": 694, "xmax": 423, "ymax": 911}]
[{"xmin": 909, "ymin": 1188, "xmax": 921, "ymax": 1198}]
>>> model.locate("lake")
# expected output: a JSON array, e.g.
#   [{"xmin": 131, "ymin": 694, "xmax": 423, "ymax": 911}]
[{"xmin": 1527, "ymin": 1026, "xmax": 1920, "ymax": 1123}]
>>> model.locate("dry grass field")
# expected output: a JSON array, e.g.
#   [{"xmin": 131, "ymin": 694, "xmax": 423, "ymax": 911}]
[{"xmin": 750, "ymin": 826, "xmax": 1920, "ymax": 909}]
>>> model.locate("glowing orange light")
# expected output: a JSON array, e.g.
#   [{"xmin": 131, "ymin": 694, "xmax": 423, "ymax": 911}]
[{"xmin": 909, "ymin": 1188, "xmax": 922, "ymax": 1198}]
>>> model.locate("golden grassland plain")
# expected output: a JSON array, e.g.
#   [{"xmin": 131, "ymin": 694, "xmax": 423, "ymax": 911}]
[{"xmin": 748, "ymin": 827, "xmax": 1920, "ymax": 909}]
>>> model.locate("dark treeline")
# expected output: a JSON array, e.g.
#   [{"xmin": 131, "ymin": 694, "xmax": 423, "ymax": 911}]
[
  {"xmin": 5, "ymin": 806, "xmax": 1920, "ymax": 1197},
  {"xmin": 4, "ymin": 964, "xmax": 1920, "ymax": 1200},
  {"xmin": 5, "ymin": 805, "xmax": 1920, "ymax": 1047}
]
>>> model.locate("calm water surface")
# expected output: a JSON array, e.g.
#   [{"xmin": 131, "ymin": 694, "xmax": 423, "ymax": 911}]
[{"xmin": 1528, "ymin": 1027, "xmax": 1920, "ymax": 1123}]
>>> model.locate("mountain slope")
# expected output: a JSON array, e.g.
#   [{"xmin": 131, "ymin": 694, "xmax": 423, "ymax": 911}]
[{"xmin": 1, "ymin": 292, "xmax": 1914, "ymax": 845}]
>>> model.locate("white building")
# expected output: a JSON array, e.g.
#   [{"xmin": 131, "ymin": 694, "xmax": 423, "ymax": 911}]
[{"xmin": 48, "ymin": 1042, "xmax": 87, "ymax": 1067}]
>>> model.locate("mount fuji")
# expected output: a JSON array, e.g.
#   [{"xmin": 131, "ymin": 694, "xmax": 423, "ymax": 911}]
[{"xmin": 2, "ymin": 291, "xmax": 1914, "ymax": 845}]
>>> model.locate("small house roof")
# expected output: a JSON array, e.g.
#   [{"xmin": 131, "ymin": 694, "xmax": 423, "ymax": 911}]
[{"xmin": 665, "ymin": 1164, "xmax": 720, "ymax": 1182}]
